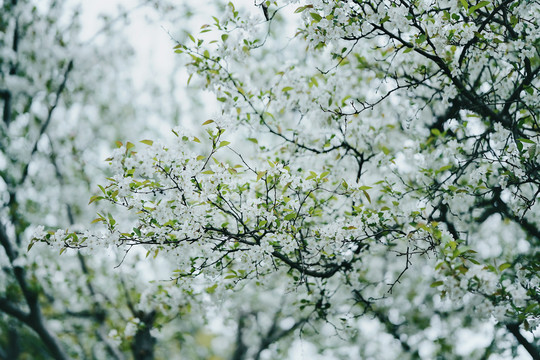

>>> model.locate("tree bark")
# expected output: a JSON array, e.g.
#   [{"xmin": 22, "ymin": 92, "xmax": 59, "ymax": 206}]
[{"xmin": 131, "ymin": 311, "xmax": 156, "ymax": 360}]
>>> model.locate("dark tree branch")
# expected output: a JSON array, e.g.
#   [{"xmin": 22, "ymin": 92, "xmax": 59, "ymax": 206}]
[
  {"xmin": 131, "ymin": 311, "xmax": 156, "ymax": 360},
  {"xmin": 19, "ymin": 59, "xmax": 73, "ymax": 186},
  {"xmin": 1, "ymin": 88, "xmax": 12, "ymax": 125},
  {"xmin": 0, "ymin": 296, "xmax": 29, "ymax": 323},
  {"xmin": 231, "ymin": 313, "xmax": 249, "ymax": 360},
  {"xmin": 0, "ymin": 223, "xmax": 68, "ymax": 360},
  {"xmin": 353, "ymin": 291, "xmax": 412, "ymax": 354},
  {"xmin": 254, "ymin": 313, "xmax": 308, "ymax": 360},
  {"xmin": 506, "ymin": 323, "xmax": 540, "ymax": 360}
]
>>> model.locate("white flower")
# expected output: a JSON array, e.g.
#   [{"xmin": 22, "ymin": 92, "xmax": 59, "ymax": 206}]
[{"xmin": 124, "ymin": 318, "xmax": 140, "ymax": 338}]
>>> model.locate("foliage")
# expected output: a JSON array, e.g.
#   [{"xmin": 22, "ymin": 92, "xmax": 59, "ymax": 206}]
[
  {"xmin": 30, "ymin": 0, "xmax": 540, "ymax": 359},
  {"xmin": 0, "ymin": 1, "xmax": 208, "ymax": 359}
]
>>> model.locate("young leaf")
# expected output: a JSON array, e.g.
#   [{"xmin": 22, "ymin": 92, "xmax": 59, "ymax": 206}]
[
  {"xmin": 310, "ymin": 12, "xmax": 322, "ymax": 22},
  {"xmin": 257, "ymin": 170, "xmax": 267, "ymax": 181}
]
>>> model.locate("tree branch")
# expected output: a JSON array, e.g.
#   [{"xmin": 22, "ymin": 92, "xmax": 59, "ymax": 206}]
[
  {"xmin": 0, "ymin": 224, "xmax": 68, "ymax": 360},
  {"xmin": 19, "ymin": 59, "xmax": 73, "ymax": 186},
  {"xmin": 506, "ymin": 323, "xmax": 540, "ymax": 360}
]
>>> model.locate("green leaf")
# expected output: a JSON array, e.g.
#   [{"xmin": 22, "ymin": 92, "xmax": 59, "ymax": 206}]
[
  {"xmin": 140, "ymin": 139, "xmax": 153, "ymax": 146},
  {"xmin": 219, "ymin": 141, "xmax": 231, "ymax": 148},
  {"xmin": 415, "ymin": 34, "xmax": 427, "ymax": 44},
  {"xmin": 257, "ymin": 171, "xmax": 267, "ymax": 181},
  {"xmin": 306, "ymin": 171, "xmax": 317, "ymax": 180},
  {"xmin": 202, "ymin": 170, "xmax": 215, "ymax": 174},
  {"xmin": 89, "ymin": 195, "xmax": 104, "ymax": 205},
  {"xmin": 107, "ymin": 213, "xmax": 116, "ymax": 226},
  {"xmin": 430, "ymin": 281, "xmax": 444, "ymax": 288},
  {"xmin": 202, "ymin": 119, "xmax": 215, "ymax": 125},
  {"xmin": 438, "ymin": 164, "xmax": 453, "ymax": 173},
  {"xmin": 247, "ymin": 137, "xmax": 258, "ymax": 144},
  {"xmin": 362, "ymin": 190, "xmax": 371, "ymax": 204},
  {"xmin": 282, "ymin": 86, "xmax": 294, "ymax": 92},
  {"xmin": 498, "ymin": 263, "xmax": 511, "ymax": 272},
  {"xmin": 310, "ymin": 12, "xmax": 322, "ymax": 22},
  {"xmin": 284, "ymin": 213, "xmax": 296, "ymax": 221},
  {"xmin": 469, "ymin": 1, "xmax": 490, "ymax": 14},
  {"xmin": 206, "ymin": 284, "xmax": 218, "ymax": 294},
  {"xmin": 264, "ymin": 111, "xmax": 275, "ymax": 120}
]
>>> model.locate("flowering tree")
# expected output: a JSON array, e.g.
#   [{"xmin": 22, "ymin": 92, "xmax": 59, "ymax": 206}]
[
  {"xmin": 33, "ymin": 0, "xmax": 538, "ymax": 359},
  {"xmin": 0, "ymin": 1, "xmax": 215, "ymax": 359}
]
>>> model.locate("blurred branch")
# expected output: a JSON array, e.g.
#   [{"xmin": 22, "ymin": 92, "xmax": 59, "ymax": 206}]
[
  {"xmin": 97, "ymin": 327, "xmax": 126, "ymax": 360},
  {"xmin": 83, "ymin": 1, "xmax": 152, "ymax": 45},
  {"xmin": 230, "ymin": 313, "xmax": 248, "ymax": 360},
  {"xmin": 0, "ymin": 296, "xmax": 28, "ymax": 323},
  {"xmin": 2, "ymin": 11, "xmax": 19, "ymax": 125},
  {"xmin": 0, "ymin": 223, "xmax": 68, "ymax": 360},
  {"xmin": 19, "ymin": 59, "xmax": 73, "ymax": 186},
  {"xmin": 254, "ymin": 313, "xmax": 308, "ymax": 360},
  {"xmin": 131, "ymin": 310, "xmax": 156, "ymax": 360},
  {"xmin": 1, "ymin": 88, "xmax": 12, "ymax": 125},
  {"xmin": 0, "ymin": 56, "xmax": 74, "ymax": 360},
  {"xmin": 506, "ymin": 323, "xmax": 540, "ymax": 360},
  {"xmin": 48, "ymin": 143, "xmax": 125, "ymax": 360}
]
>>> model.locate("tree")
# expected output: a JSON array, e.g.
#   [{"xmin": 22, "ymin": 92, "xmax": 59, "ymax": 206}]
[
  {"xmin": 0, "ymin": 1, "xmax": 212, "ymax": 359},
  {"xmin": 33, "ymin": 0, "xmax": 539, "ymax": 359}
]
